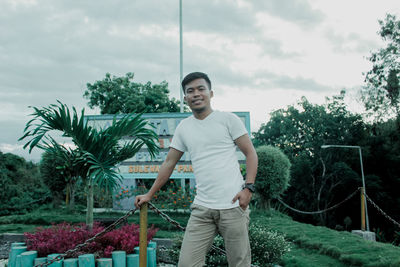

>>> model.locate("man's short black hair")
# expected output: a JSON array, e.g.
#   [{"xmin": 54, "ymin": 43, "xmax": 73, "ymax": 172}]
[{"xmin": 181, "ymin": 72, "xmax": 212, "ymax": 93}]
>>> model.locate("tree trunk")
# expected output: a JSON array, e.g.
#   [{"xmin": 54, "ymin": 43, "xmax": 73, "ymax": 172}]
[
  {"xmin": 70, "ymin": 183, "xmax": 75, "ymax": 210},
  {"xmin": 67, "ymin": 182, "xmax": 75, "ymax": 211},
  {"xmin": 86, "ymin": 181, "xmax": 94, "ymax": 230},
  {"xmin": 318, "ymin": 157, "xmax": 327, "ymax": 225},
  {"xmin": 65, "ymin": 183, "xmax": 70, "ymax": 206}
]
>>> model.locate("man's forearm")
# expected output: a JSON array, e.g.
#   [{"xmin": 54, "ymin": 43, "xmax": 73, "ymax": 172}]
[
  {"xmin": 245, "ymin": 152, "xmax": 258, "ymax": 184},
  {"xmin": 147, "ymin": 161, "xmax": 175, "ymax": 197}
]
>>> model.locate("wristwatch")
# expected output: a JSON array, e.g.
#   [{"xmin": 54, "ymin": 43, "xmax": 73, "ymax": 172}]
[{"xmin": 243, "ymin": 183, "xmax": 255, "ymax": 193}]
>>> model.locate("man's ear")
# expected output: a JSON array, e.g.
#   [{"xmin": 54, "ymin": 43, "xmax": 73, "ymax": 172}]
[
  {"xmin": 184, "ymin": 95, "xmax": 187, "ymax": 103},
  {"xmin": 210, "ymin": 90, "xmax": 214, "ymax": 98}
]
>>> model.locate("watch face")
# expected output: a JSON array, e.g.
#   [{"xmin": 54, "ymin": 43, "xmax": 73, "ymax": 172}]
[{"xmin": 245, "ymin": 184, "xmax": 255, "ymax": 193}]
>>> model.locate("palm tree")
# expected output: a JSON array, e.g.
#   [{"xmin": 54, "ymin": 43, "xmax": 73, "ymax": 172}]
[
  {"xmin": 20, "ymin": 101, "xmax": 159, "ymax": 229},
  {"xmin": 41, "ymin": 140, "xmax": 88, "ymax": 209}
]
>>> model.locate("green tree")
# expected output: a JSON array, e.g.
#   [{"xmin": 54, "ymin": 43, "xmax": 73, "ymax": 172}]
[
  {"xmin": 254, "ymin": 91, "xmax": 366, "ymax": 159},
  {"xmin": 363, "ymin": 118, "xmax": 400, "ymax": 243},
  {"xmin": 84, "ymin": 72, "xmax": 186, "ymax": 114},
  {"xmin": 254, "ymin": 92, "xmax": 367, "ymax": 226},
  {"xmin": 362, "ymin": 13, "xmax": 400, "ymax": 120},
  {"xmin": 255, "ymin": 146, "xmax": 291, "ymax": 210},
  {"xmin": 40, "ymin": 142, "xmax": 88, "ymax": 209},
  {"xmin": 0, "ymin": 151, "xmax": 49, "ymax": 215},
  {"xmin": 40, "ymin": 150, "xmax": 66, "ymax": 206},
  {"xmin": 19, "ymin": 102, "xmax": 159, "ymax": 229}
]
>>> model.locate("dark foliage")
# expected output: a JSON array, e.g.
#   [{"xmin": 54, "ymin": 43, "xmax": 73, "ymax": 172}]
[
  {"xmin": 253, "ymin": 91, "xmax": 400, "ymax": 244},
  {"xmin": 0, "ymin": 151, "xmax": 50, "ymax": 215}
]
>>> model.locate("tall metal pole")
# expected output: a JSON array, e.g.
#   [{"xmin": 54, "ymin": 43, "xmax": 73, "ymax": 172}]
[
  {"xmin": 179, "ymin": 0, "xmax": 186, "ymax": 192},
  {"xmin": 179, "ymin": 0, "xmax": 184, "ymax": 113},
  {"xmin": 358, "ymin": 147, "xmax": 370, "ymax": 231}
]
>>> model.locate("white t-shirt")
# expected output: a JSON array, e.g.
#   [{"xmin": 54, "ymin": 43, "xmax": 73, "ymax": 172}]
[{"xmin": 170, "ymin": 110, "xmax": 248, "ymax": 209}]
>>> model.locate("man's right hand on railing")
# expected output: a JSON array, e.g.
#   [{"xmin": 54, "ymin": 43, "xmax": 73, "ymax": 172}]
[{"xmin": 134, "ymin": 193, "xmax": 152, "ymax": 208}]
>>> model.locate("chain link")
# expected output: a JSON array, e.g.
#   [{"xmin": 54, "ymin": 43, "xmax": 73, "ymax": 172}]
[
  {"xmin": 148, "ymin": 202, "xmax": 186, "ymax": 232},
  {"xmin": 277, "ymin": 188, "xmax": 361, "ymax": 215},
  {"xmin": 364, "ymin": 193, "xmax": 400, "ymax": 229},
  {"xmin": 34, "ymin": 207, "xmax": 138, "ymax": 267}
]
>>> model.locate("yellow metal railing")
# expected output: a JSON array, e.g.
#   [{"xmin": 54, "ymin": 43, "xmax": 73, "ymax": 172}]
[{"xmin": 139, "ymin": 203, "xmax": 148, "ymax": 267}]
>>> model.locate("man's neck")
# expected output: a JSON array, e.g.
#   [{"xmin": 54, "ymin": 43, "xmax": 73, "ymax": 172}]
[{"xmin": 193, "ymin": 108, "xmax": 213, "ymax": 120}]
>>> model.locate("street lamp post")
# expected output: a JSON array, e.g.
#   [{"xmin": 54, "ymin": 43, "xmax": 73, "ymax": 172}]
[
  {"xmin": 179, "ymin": 0, "xmax": 186, "ymax": 192},
  {"xmin": 321, "ymin": 145, "xmax": 370, "ymax": 231}
]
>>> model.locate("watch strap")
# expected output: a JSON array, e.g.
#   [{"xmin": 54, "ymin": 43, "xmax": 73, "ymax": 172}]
[{"xmin": 244, "ymin": 183, "xmax": 255, "ymax": 193}]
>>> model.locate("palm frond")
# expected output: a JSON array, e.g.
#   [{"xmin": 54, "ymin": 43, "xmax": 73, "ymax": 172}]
[
  {"xmin": 84, "ymin": 151, "xmax": 123, "ymax": 191},
  {"xmin": 20, "ymin": 101, "xmax": 159, "ymax": 192}
]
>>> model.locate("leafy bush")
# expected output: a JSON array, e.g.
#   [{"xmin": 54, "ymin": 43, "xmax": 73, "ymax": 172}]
[
  {"xmin": 25, "ymin": 222, "xmax": 158, "ymax": 258},
  {"xmin": 164, "ymin": 234, "xmax": 228, "ymax": 266},
  {"xmin": 164, "ymin": 222, "xmax": 290, "ymax": 266},
  {"xmin": 205, "ymin": 235, "xmax": 229, "ymax": 266},
  {"xmin": 249, "ymin": 223, "xmax": 291, "ymax": 266},
  {"xmin": 255, "ymin": 146, "xmax": 291, "ymax": 209}
]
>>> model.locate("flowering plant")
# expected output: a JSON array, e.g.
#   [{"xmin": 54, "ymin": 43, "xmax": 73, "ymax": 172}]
[
  {"xmin": 25, "ymin": 222, "xmax": 158, "ymax": 258},
  {"xmin": 249, "ymin": 223, "xmax": 291, "ymax": 266}
]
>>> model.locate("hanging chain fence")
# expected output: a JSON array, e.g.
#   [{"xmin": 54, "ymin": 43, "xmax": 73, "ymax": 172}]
[
  {"xmin": 364, "ymin": 193, "xmax": 400, "ymax": 229},
  {"xmin": 34, "ymin": 202, "xmax": 259, "ymax": 267},
  {"xmin": 32, "ymin": 189, "xmax": 400, "ymax": 267},
  {"xmin": 277, "ymin": 188, "xmax": 400, "ymax": 230},
  {"xmin": 276, "ymin": 187, "xmax": 361, "ymax": 215}
]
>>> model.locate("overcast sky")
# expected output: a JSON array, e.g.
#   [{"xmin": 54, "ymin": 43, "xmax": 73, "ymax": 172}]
[{"xmin": 1, "ymin": 0, "xmax": 399, "ymax": 162}]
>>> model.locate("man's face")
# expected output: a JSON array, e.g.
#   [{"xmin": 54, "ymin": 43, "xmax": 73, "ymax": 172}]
[{"xmin": 184, "ymin": 78, "xmax": 213, "ymax": 113}]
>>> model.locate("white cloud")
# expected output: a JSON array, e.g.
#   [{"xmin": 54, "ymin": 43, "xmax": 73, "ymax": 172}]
[
  {"xmin": 0, "ymin": 143, "xmax": 23, "ymax": 153},
  {"xmin": 1, "ymin": 0, "xmax": 399, "ymax": 161}
]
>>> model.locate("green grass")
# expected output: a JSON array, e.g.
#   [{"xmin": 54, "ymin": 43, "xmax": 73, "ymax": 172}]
[
  {"xmin": 0, "ymin": 224, "xmax": 41, "ymax": 233},
  {"xmin": 2, "ymin": 208, "xmax": 400, "ymax": 266},
  {"xmin": 0, "ymin": 210, "xmax": 87, "ymax": 225},
  {"xmin": 0, "ymin": 208, "xmax": 190, "ymax": 233},
  {"xmin": 255, "ymin": 210, "xmax": 400, "ymax": 267},
  {"xmin": 0, "ymin": 209, "xmax": 188, "ymax": 226},
  {"xmin": 126, "ymin": 211, "xmax": 190, "ymax": 231},
  {"xmin": 155, "ymin": 230, "xmax": 183, "ymax": 239},
  {"xmin": 282, "ymin": 244, "xmax": 348, "ymax": 267}
]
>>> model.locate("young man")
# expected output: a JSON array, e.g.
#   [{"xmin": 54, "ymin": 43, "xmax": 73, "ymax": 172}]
[{"xmin": 135, "ymin": 72, "xmax": 258, "ymax": 267}]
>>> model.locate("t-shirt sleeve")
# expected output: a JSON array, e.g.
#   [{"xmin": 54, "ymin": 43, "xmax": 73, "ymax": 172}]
[
  {"xmin": 170, "ymin": 123, "xmax": 187, "ymax": 152},
  {"xmin": 228, "ymin": 113, "xmax": 248, "ymax": 140}
]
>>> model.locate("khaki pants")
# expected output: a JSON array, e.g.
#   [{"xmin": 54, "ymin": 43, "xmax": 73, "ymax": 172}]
[{"xmin": 178, "ymin": 204, "xmax": 251, "ymax": 267}]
